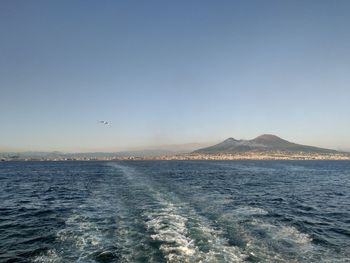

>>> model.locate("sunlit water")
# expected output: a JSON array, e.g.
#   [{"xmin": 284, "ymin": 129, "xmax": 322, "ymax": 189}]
[{"xmin": 0, "ymin": 161, "xmax": 349, "ymax": 262}]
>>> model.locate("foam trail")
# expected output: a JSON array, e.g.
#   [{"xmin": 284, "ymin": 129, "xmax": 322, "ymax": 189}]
[
  {"xmin": 111, "ymin": 163, "xmax": 248, "ymax": 262},
  {"xmin": 218, "ymin": 208, "xmax": 315, "ymax": 262},
  {"xmin": 34, "ymin": 162, "xmax": 331, "ymax": 263},
  {"xmin": 33, "ymin": 166, "xmax": 138, "ymax": 263},
  {"xmin": 114, "ymin": 163, "xmax": 318, "ymax": 262}
]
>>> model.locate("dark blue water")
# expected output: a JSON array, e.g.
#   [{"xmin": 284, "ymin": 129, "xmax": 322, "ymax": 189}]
[{"xmin": 0, "ymin": 161, "xmax": 349, "ymax": 262}]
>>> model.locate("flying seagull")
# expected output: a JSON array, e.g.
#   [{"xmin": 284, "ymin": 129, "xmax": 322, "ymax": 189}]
[{"xmin": 98, "ymin": 120, "xmax": 112, "ymax": 127}]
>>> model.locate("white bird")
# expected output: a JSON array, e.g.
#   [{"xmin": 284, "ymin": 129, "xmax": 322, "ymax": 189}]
[{"xmin": 98, "ymin": 120, "xmax": 112, "ymax": 127}]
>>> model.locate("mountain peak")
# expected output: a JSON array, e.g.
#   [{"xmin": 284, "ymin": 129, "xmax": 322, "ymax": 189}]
[
  {"xmin": 194, "ymin": 134, "xmax": 338, "ymax": 154},
  {"xmin": 223, "ymin": 137, "xmax": 238, "ymax": 143},
  {"xmin": 253, "ymin": 134, "xmax": 285, "ymax": 142}
]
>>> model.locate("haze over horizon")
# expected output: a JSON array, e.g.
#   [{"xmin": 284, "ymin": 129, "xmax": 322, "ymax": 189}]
[{"xmin": 1, "ymin": 1, "xmax": 350, "ymax": 152}]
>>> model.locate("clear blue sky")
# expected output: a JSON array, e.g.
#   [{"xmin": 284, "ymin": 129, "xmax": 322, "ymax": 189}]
[{"xmin": 1, "ymin": 0, "xmax": 350, "ymax": 152}]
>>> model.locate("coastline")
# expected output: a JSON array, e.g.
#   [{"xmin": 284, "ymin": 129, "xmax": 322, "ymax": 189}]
[{"xmin": 2, "ymin": 151, "xmax": 350, "ymax": 162}]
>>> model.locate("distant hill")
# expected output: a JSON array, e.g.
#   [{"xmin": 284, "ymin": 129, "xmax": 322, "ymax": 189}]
[
  {"xmin": 0, "ymin": 150, "xmax": 171, "ymax": 159},
  {"xmin": 193, "ymin": 134, "xmax": 340, "ymax": 154},
  {"xmin": 1, "ymin": 135, "xmax": 348, "ymax": 161}
]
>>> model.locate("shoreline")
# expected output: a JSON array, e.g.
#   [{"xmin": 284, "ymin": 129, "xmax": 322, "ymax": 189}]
[{"xmin": 2, "ymin": 153, "xmax": 350, "ymax": 162}]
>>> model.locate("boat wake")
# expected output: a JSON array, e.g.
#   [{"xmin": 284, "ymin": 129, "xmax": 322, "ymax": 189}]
[{"xmin": 30, "ymin": 161, "xmax": 350, "ymax": 263}]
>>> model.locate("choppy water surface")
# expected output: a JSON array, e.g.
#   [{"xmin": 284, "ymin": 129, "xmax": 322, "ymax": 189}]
[{"xmin": 0, "ymin": 161, "xmax": 349, "ymax": 262}]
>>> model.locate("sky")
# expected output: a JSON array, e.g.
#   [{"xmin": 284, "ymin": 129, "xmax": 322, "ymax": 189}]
[{"xmin": 1, "ymin": 0, "xmax": 350, "ymax": 152}]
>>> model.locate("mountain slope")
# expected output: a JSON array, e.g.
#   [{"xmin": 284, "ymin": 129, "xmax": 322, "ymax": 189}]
[{"xmin": 193, "ymin": 134, "xmax": 338, "ymax": 154}]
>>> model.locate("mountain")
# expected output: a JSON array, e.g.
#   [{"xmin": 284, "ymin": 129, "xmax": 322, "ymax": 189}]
[
  {"xmin": 0, "ymin": 143, "xmax": 211, "ymax": 160},
  {"xmin": 193, "ymin": 134, "xmax": 339, "ymax": 154}
]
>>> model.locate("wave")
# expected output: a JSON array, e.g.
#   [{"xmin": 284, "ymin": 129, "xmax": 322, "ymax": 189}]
[{"xmin": 30, "ymin": 161, "xmax": 350, "ymax": 263}]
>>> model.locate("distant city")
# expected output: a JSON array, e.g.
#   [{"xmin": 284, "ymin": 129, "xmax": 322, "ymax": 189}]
[{"xmin": 1, "ymin": 135, "xmax": 349, "ymax": 161}]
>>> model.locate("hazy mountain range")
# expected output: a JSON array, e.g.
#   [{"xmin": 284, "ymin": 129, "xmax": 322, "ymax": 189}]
[
  {"xmin": 1, "ymin": 134, "xmax": 348, "ymax": 159},
  {"xmin": 0, "ymin": 143, "xmax": 209, "ymax": 159},
  {"xmin": 0, "ymin": 150, "xmax": 178, "ymax": 159}
]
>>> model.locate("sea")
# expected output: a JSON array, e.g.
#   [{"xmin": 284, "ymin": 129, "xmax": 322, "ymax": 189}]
[{"xmin": 0, "ymin": 160, "xmax": 349, "ymax": 263}]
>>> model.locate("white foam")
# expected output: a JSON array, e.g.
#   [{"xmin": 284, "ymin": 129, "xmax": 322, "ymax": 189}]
[
  {"xmin": 145, "ymin": 204, "xmax": 199, "ymax": 262},
  {"xmin": 109, "ymin": 163, "xmax": 249, "ymax": 262},
  {"xmin": 251, "ymin": 220, "xmax": 312, "ymax": 244},
  {"xmin": 193, "ymin": 224, "xmax": 247, "ymax": 262},
  {"xmin": 233, "ymin": 206, "xmax": 269, "ymax": 216},
  {"xmin": 59, "ymin": 214, "xmax": 102, "ymax": 248},
  {"xmin": 144, "ymin": 198, "xmax": 247, "ymax": 262},
  {"xmin": 32, "ymin": 249, "xmax": 61, "ymax": 263},
  {"xmin": 32, "ymin": 211, "xmax": 106, "ymax": 262}
]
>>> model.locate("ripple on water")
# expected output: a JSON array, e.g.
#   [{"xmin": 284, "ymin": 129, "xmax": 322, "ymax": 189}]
[{"xmin": 1, "ymin": 160, "xmax": 350, "ymax": 263}]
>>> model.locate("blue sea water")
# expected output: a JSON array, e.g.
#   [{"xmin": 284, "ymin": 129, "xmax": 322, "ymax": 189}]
[{"xmin": 0, "ymin": 160, "xmax": 349, "ymax": 262}]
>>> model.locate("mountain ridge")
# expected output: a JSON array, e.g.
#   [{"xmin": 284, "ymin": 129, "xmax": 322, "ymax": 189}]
[
  {"xmin": 193, "ymin": 134, "xmax": 340, "ymax": 154},
  {"xmin": 1, "ymin": 135, "xmax": 349, "ymax": 161}
]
